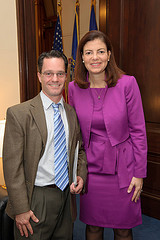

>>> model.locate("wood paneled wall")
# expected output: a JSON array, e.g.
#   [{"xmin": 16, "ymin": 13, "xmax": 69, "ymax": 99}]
[{"xmin": 99, "ymin": 0, "xmax": 160, "ymax": 219}]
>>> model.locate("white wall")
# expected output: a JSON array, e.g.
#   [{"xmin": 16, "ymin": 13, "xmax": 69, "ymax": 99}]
[
  {"xmin": 0, "ymin": 0, "xmax": 20, "ymax": 120},
  {"xmin": 62, "ymin": 0, "xmax": 99, "ymax": 58}
]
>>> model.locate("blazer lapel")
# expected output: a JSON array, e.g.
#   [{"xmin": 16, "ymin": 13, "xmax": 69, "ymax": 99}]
[
  {"xmin": 29, "ymin": 94, "xmax": 47, "ymax": 147},
  {"xmin": 77, "ymin": 87, "xmax": 93, "ymax": 149}
]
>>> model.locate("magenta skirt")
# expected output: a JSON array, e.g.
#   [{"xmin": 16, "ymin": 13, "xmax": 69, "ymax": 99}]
[{"xmin": 80, "ymin": 172, "xmax": 142, "ymax": 229}]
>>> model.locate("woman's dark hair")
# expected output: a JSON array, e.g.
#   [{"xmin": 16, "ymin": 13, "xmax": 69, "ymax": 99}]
[
  {"xmin": 74, "ymin": 30, "xmax": 124, "ymax": 88},
  {"xmin": 38, "ymin": 50, "xmax": 68, "ymax": 73}
]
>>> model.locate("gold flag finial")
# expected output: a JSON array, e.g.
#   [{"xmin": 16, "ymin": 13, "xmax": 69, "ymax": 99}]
[{"xmin": 91, "ymin": 0, "xmax": 96, "ymax": 12}]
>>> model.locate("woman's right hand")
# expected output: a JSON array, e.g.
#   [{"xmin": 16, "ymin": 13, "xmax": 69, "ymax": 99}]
[{"xmin": 127, "ymin": 177, "xmax": 143, "ymax": 202}]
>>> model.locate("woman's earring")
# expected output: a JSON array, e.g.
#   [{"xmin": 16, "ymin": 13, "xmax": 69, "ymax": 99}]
[{"xmin": 82, "ymin": 60, "xmax": 84, "ymax": 63}]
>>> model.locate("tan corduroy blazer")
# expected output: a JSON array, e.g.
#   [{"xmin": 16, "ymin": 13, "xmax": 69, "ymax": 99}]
[{"xmin": 3, "ymin": 94, "xmax": 87, "ymax": 221}]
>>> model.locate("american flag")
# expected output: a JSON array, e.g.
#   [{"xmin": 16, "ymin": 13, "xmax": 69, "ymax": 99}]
[{"xmin": 53, "ymin": 14, "xmax": 63, "ymax": 52}]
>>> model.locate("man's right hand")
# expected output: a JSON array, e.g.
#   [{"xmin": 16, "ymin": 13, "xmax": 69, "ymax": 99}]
[{"xmin": 15, "ymin": 210, "xmax": 39, "ymax": 237}]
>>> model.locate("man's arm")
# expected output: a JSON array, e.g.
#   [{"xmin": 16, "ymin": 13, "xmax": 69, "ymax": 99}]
[{"xmin": 3, "ymin": 107, "xmax": 30, "ymax": 215}]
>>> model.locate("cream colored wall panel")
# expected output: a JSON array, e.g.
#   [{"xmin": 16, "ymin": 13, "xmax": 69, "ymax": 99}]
[
  {"xmin": 79, "ymin": 0, "xmax": 90, "ymax": 38},
  {"xmin": 0, "ymin": 0, "xmax": 20, "ymax": 120},
  {"xmin": 62, "ymin": 0, "xmax": 75, "ymax": 36}
]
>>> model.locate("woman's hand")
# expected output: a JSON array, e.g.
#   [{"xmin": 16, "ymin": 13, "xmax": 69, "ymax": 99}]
[{"xmin": 127, "ymin": 177, "xmax": 143, "ymax": 202}]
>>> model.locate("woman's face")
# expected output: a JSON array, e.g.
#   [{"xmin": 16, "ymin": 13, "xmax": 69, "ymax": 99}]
[{"xmin": 82, "ymin": 38, "xmax": 111, "ymax": 75}]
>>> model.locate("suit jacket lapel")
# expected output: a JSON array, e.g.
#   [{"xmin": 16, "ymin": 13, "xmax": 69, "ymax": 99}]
[
  {"xmin": 29, "ymin": 94, "xmax": 47, "ymax": 147},
  {"xmin": 78, "ymin": 87, "xmax": 93, "ymax": 149},
  {"xmin": 29, "ymin": 95, "xmax": 76, "ymax": 155}
]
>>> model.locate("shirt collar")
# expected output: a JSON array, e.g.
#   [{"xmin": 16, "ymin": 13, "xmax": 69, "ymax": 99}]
[{"xmin": 40, "ymin": 91, "xmax": 64, "ymax": 110}]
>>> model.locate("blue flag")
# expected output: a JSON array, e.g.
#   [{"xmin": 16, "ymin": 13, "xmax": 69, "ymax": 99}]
[
  {"xmin": 89, "ymin": 4, "xmax": 98, "ymax": 31},
  {"xmin": 70, "ymin": 1, "xmax": 79, "ymax": 80},
  {"xmin": 53, "ymin": 15, "xmax": 63, "ymax": 52}
]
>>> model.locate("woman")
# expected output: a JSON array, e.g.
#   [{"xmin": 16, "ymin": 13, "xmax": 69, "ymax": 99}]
[{"xmin": 68, "ymin": 30, "xmax": 147, "ymax": 240}]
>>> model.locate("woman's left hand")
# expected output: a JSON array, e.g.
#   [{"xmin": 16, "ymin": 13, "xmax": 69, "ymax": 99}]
[{"xmin": 127, "ymin": 177, "xmax": 143, "ymax": 202}]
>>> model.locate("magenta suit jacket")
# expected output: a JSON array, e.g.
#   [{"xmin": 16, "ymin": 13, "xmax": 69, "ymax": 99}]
[{"xmin": 68, "ymin": 75, "xmax": 147, "ymax": 185}]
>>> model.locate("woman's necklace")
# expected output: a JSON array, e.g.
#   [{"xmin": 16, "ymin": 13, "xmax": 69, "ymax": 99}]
[
  {"xmin": 94, "ymin": 88, "xmax": 105, "ymax": 100},
  {"xmin": 87, "ymin": 72, "xmax": 106, "ymax": 99}
]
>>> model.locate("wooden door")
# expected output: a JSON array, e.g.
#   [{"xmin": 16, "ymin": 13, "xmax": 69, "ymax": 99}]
[{"xmin": 99, "ymin": 0, "xmax": 160, "ymax": 219}]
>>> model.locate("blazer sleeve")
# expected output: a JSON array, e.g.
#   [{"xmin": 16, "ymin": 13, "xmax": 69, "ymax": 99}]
[
  {"xmin": 3, "ymin": 107, "xmax": 30, "ymax": 216},
  {"xmin": 125, "ymin": 76, "xmax": 147, "ymax": 178},
  {"xmin": 76, "ymin": 122, "xmax": 87, "ymax": 186},
  {"xmin": 70, "ymin": 107, "xmax": 87, "ymax": 191}
]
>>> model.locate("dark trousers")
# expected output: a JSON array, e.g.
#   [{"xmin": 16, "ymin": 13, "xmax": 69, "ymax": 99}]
[{"xmin": 14, "ymin": 185, "xmax": 73, "ymax": 240}]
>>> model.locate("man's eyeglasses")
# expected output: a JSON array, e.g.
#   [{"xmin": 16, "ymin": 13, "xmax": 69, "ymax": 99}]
[{"xmin": 41, "ymin": 71, "xmax": 66, "ymax": 79}]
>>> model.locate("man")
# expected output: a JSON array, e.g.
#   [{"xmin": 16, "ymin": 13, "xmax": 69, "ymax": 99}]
[{"xmin": 3, "ymin": 50, "xmax": 87, "ymax": 240}]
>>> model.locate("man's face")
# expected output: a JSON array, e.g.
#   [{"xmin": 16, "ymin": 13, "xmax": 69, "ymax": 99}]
[{"xmin": 38, "ymin": 57, "xmax": 66, "ymax": 103}]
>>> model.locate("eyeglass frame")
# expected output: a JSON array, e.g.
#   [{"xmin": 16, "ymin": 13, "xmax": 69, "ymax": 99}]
[{"xmin": 41, "ymin": 71, "xmax": 67, "ymax": 79}]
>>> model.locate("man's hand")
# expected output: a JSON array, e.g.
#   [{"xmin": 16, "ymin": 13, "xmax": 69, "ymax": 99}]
[
  {"xmin": 127, "ymin": 177, "xmax": 143, "ymax": 202},
  {"xmin": 15, "ymin": 210, "xmax": 39, "ymax": 237},
  {"xmin": 70, "ymin": 176, "xmax": 84, "ymax": 194}
]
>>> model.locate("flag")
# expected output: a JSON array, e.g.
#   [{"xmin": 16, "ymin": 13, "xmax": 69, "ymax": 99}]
[
  {"xmin": 89, "ymin": 0, "xmax": 98, "ymax": 31},
  {"xmin": 53, "ymin": 2, "xmax": 63, "ymax": 52},
  {"xmin": 70, "ymin": 0, "xmax": 79, "ymax": 81}
]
